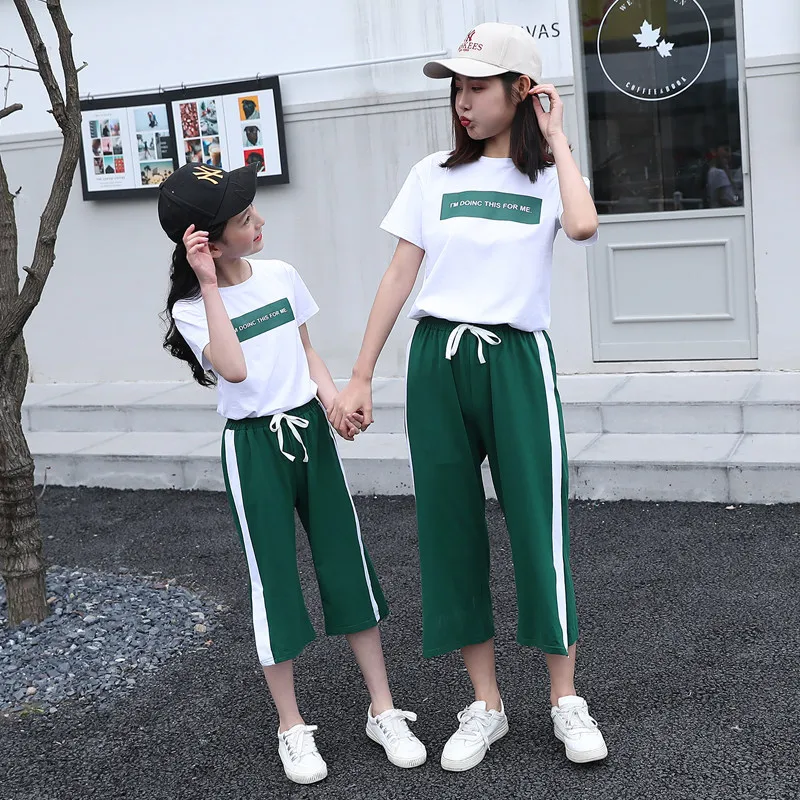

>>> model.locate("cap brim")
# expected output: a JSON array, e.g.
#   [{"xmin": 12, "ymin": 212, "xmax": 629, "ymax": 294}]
[
  {"xmin": 423, "ymin": 57, "xmax": 507, "ymax": 79},
  {"xmin": 212, "ymin": 163, "xmax": 258, "ymax": 226}
]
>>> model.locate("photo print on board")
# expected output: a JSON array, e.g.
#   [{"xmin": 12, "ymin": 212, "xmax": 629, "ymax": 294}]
[
  {"xmin": 239, "ymin": 95, "xmax": 260, "ymax": 121},
  {"xmin": 198, "ymin": 98, "xmax": 218, "ymax": 136},
  {"xmin": 184, "ymin": 138, "xmax": 203, "ymax": 164},
  {"xmin": 202, "ymin": 136, "xmax": 222, "ymax": 168},
  {"xmin": 180, "ymin": 102, "xmax": 200, "ymax": 138},
  {"xmin": 134, "ymin": 107, "xmax": 166, "ymax": 132},
  {"xmin": 242, "ymin": 124, "xmax": 261, "ymax": 147},
  {"xmin": 140, "ymin": 160, "xmax": 174, "ymax": 186},
  {"xmin": 243, "ymin": 148, "xmax": 265, "ymax": 173}
]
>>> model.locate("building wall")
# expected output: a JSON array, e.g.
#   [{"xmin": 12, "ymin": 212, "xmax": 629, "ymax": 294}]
[{"xmin": 0, "ymin": 0, "xmax": 798, "ymax": 382}]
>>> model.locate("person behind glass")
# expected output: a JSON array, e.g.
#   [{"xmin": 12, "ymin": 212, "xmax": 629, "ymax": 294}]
[
  {"xmin": 330, "ymin": 22, "xmax": 608, "ymax": 771},
  {"xmin": 706, "ymin": 143, "xmax": 739, "ymax": 207},
  {"xmin": 158, "ymin": 164, "xmax": 426, "ymax": 785}
]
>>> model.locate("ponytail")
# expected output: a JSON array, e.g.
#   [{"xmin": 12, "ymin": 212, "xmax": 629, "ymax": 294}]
[{"xmin": 161, "ymin": 220, "xmax": 227, "ymax": 386}]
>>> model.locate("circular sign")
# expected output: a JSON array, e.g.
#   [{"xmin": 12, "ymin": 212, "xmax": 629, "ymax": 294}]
[{"xmin": 597, "ymin": 0, "xmax": 712, "ymax": 102}]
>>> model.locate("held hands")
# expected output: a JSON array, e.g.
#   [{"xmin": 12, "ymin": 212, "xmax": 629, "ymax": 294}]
[
  {"xmin": 182, "ymin": 224, "xmax": 217, "ymax": 287},
  {"xmin": 331, "ymin": 408, "xmax": 365, "ymax": 441},
  {"xmin": 328, "ymin": 378, "xmax": 373, "ymax": 441},
  {"xmin": 333, "ymin": 408, "xmax": 365, "ymax": 442},
  {"xmin": 529, "ymin": 84, "xmax": 565, "ymax": 147}
]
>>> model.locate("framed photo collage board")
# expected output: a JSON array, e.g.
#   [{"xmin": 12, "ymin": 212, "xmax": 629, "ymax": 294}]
[{"xmin": 79, "ymin": 76, "xmax": 288, "ymax": 200}]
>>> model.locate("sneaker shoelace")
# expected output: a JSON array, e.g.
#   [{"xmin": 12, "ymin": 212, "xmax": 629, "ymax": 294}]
[
  {"xmin": 281, "ymin": 724, "xmax": 320, "ymax": 763},
  {"xmin": 453, "ymin": 706, "xmax": 495, "ymax": 750},
  {"xmin": 560, "ymin": 705, "xmax": 599, "ymax": 736},
  {"xmin": 376, "ymin": 709, "xmax": 418, "ymax": 743}
]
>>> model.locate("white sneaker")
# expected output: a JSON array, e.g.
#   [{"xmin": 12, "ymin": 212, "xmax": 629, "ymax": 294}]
[
  {"xmin": 440, "ymin": 700, "xmax": 509, "ymax": 772},
  {"xmin": 366, "ymin": 705, "xmax": 428, "ymax": 768},
  {"xmin": 551, "ymin": 696, "xmax": 608, "ymax": 763},
  {"xmin": 277, "ymin": 724, "xmax": 328, "ymax": 784}
]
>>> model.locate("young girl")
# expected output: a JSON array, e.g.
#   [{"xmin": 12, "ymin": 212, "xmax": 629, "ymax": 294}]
[
  {"xmin": 158, "ymin": 163, "xmax": 427, "ymax": 784},
  {"xmin": 330, "ymin": 22, "xmax": 608, "ymax": 770}
]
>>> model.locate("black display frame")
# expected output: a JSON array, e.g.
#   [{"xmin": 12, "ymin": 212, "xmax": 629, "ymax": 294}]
[{"xmin": 79, "ymin": 75, "xmax": 289, "ymax": 201}]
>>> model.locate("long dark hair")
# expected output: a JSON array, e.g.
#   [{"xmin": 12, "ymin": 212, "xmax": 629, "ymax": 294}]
[
  {"xmin": 161, "ymin": 219, "xmax": 227, "ymax": 386},
  {"xmin": 441, "ymin": 72, "xmax": 554, "ymax": 181}
]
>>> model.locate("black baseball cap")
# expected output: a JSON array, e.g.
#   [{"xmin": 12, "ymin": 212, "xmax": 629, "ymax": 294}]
[{"xmin": 157, "ymin": 162, "xmax": 258, "ymax": 243}]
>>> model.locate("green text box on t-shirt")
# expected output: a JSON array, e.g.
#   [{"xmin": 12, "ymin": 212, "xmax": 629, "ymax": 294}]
[
  {"xmin": 440, "ymin": 192, "xmax": 542, "ymax": 224},
  {"xmin": 231, "ymin": 298, "xmax": 295, "ymax": 343}
]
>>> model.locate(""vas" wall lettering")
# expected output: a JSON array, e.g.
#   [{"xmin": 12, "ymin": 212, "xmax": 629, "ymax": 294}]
[{"xmin": 524, "ymin": 23, "xmax": 561, "ymax": 39}]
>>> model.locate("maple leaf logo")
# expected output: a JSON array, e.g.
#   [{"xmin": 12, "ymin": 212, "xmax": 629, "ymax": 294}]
[
  {"xmin": 633, "ymin": 19, "xmax": 675, "ymax": 59},
  {"xmin": 656, "ymin": 39, "xmax": 674, "ymax": 58},
  {"xmin": 634, "ymin": 20, "xmax": 660, "ymax": 48}
]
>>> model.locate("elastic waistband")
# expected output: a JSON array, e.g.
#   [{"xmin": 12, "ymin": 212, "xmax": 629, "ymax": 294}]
[
  {"xmin": 224, "ymin": 398, "xmax": 320, "ymax": 430},
  {"xmin": 416, "ymin": 316, "xmax": 530, "ymax": 337}
]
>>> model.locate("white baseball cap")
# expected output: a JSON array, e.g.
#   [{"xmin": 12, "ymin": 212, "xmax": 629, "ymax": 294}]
[{"xmin": 424, "ymin": 23, "xmax": 543, "ymax": 82}]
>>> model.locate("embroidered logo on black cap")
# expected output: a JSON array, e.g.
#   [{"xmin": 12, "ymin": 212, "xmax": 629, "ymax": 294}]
[{"xmin": 193, "ymin": 165, "xmax": 224, "ymax": 184}]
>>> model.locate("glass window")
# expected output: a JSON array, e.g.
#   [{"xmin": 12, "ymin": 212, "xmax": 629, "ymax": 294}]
[{"xmin": 579, "ymin": 0, "xmax": 743, "ymax": 214}]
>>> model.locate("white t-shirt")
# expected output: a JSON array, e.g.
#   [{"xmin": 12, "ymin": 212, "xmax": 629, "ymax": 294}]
[
  {"xmin": 706, "ymin": 166, "xmax": 736, "ymax": 208},
  {"xmin": 173, "ymin": 259, "xmax": 319, "ymax": 420},
  {"xmin": 380, "ymin": 152, "xmax": 598, "ymax": 332}
]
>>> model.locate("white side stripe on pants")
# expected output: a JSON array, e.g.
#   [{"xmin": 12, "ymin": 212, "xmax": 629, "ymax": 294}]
[
  {"xmin": 533, "ymin": 331, "xmax": 569, "ymax": 653},
  {"xmin": 224, "ymin": 429, "xmax": 275, "ymax": 666},
  {"xmin": 320, "ymin": 402, "xmax": 381, "ymax": 624},
  {"xmin": 404, "ymin": 335, "xmax": 417, "ymax": 497}
]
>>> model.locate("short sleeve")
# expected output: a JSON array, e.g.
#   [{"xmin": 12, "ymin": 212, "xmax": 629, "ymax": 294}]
[
  {"xmin": 172, "ymin": 301, "xmax": 212, "ymax": 371},
  {"xmin": 380, "ymin": 164, "xmax": 425, "ymax": 249},
  {"xmin": 706, "ymin": 168, "xmax": 735, "ymax": 205},
  {"xmin": 281, "ymin": 262, "xmax": 319, "ymax": 326},
  {"xmin": 557, "ymin": 175, "xmax": 599, "ymax": 247},
  {"xmin": 706, "ymin": 168, "xmax": 729, "ymax": 194}
]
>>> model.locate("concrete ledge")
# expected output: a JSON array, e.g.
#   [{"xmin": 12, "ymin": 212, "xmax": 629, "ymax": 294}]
[{"xmin": 24, "ymin": 373, "xmax": 800, "ymax": 502}]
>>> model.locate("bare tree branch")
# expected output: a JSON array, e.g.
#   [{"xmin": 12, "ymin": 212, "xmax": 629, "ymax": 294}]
[
  {"xmin": 3, "ymin": 48, "xmax": 12, "ymax": 107},
  {"xmin": 1, "ymin": 64, "xmax": 40, "ymax": 73},
  {"xmin": 0, "ymin": 104, "xmax": 24, "ymax": 121},
  {"xmin": 0, "ymin": 47, "xmax": 38, "ymax": 67},
  {"xmin": 45, "ymin": 0, "xmax": 79, "ymax": 116},
  {"xmin": 11, "ymin": 0, "xmax": 66, "ymax": 124},
  {"xmin": 0, "ymin": 0, "xmax": 82, "ymax": 360}
]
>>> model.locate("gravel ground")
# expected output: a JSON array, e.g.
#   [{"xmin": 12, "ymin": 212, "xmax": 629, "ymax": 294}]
[
  {"xmin": 0, "ymin": 487, "xmax": 797, "ymax": 800},
  {"xmin": 0, "ymin": 567, "xmax": 219, "ymax": 714}
]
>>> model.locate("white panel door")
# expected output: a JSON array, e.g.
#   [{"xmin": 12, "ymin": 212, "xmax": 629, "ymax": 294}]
[{"xmin": 573, "ymin": 0, "xmax": 756, "ymax": 361}]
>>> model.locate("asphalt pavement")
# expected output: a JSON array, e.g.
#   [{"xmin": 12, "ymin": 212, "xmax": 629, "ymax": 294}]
[{"xmin": 1, "ymin": 488, "xmax": 796, "ymax": 800}]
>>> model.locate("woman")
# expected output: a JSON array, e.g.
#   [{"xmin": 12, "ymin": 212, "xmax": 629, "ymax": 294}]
[{"xmin": 330, "ymin": 22, "xmax": 608, "ymax": 771}]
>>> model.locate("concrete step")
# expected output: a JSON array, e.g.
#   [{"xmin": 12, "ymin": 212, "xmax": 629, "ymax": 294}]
[
  {"xmin": 22, "ymin": 379, "xmax": 406, "ymax": 436},
  {"xmin": 27, "ymin": 430, "xmax": 416, "ymax": 495},
  {"xmin": 22, "ymin": 373, "xmax": 800, "ymax": 436},
  {"xmin": 28, "ymin": 428, "xmax": 800, "ymax": 503},
  {"xmin": 22, "ymin": 373, "xmax": 800, "ymax": 502}
]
